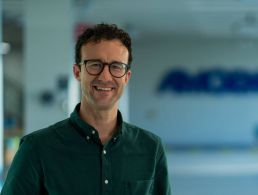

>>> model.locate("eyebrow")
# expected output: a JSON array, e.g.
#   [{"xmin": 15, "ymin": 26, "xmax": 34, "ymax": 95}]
[{"xmin": 85, "ymin": 59, "xmax": 126, "ymax": 64}]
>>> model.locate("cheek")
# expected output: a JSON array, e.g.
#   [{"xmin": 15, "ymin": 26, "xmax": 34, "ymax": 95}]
[
  {"xmin": 122, "ymin": 77, "xmax": 129, "ymax": 86},
  {"xmin": 123, "ymin": 74, "xmax": 130, "ymax": 84},
  {"xmin": 80, "ymin": 76, "xmax": 88, "ymax": 88},
  {"xmin": 81, "ymin": 74, "xmax": 89, "ymax": 83}
]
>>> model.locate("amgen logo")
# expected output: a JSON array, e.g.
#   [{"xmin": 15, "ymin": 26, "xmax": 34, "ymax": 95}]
[{"xmin": 158, "ymin": 69, "xmax": 258, "ymax": 94}]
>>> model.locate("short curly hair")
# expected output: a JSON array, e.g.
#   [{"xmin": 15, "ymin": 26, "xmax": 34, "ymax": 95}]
[{"xmin": 75, "ymin": 23, "xmax": 132, "ymax": 66}]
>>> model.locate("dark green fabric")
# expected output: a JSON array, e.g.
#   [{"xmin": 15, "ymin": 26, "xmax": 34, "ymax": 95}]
[{"xmin": 1, "ymin": 104, "xmax": 171, "ymax": 195}]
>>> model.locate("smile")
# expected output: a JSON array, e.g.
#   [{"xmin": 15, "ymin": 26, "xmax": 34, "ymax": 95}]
[{"xmin": 94, "ymin": 86, "xmax": 114, "ymax": 91}]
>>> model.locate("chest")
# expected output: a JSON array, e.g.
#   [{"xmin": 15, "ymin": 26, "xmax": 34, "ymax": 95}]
[{"xmin": 40, "ymin": 144, "xmax": 156, "ymax": 195}]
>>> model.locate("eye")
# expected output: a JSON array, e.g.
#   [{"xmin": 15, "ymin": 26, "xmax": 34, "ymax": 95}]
[
  {"xmin": 87, "ymin": 61, "xmax": 102, "ymax": 69},
  {"xmin": 111, "ymin": 63, "xmax": 124, "ymax": 70}
]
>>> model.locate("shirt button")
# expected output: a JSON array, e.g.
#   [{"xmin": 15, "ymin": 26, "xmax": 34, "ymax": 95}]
[
  {"xmin": 103, "ymin": 150, "xmax": 107, "ymax": 155},
  {"xmin": 104, "ymin": 179, "xmax": 109, "ymax": 184},
  {"xmin": 92, "ymin": 130, "xmax": 95, "ymax": 134},
  {"xmin": 86, "ymin": 136, "xmax": 90, "ymax": 140}
]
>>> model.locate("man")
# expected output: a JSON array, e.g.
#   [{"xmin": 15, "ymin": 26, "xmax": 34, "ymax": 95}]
[{"xmin": 1, "ymin": 23, "xmax": 171, "ymax": 195}]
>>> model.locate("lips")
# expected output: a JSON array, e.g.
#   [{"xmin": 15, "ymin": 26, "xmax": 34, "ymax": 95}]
[
  {"xmin": 95, "ymin": 86, "xmax": 113, "ymax": 91},
  {"xmin": 92, "ymin": 80, "xmax": 116, "ymax": 93}
]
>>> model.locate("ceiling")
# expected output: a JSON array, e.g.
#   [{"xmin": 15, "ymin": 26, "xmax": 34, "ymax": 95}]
[
  {"xmin": 73, "ymin": 0, "xmax": 258, "ymax": 39},
  {"xmin": 3, "ymin": 0, "xmax": 258, "ymax": 46}
]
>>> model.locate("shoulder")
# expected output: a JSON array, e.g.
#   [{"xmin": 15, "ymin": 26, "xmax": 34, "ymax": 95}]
[
  {"xmin": 122, "ymin": 122, "xmax": 163, "ymax": 154},
  {"xmin": 123, "ymin": 122, "xmax": 162, "ymax": 143},
  {"xmin": 21, "ymin": 118, "xmax": 70, "ymax": 145}
]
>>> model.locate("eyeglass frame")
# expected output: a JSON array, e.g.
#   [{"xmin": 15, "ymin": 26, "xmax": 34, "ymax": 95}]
[{"xmin": 79, "ymin": 59, "xmax": 131, "ymax": 78}]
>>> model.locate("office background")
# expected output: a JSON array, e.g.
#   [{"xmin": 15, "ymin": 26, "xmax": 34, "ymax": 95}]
[{"xmin": 2, "ymin": 0, "xmax": 258, "ymax": 194}]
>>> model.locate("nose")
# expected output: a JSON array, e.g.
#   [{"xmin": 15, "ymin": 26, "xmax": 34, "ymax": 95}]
[{"xmin": 98, "ymin": 65, "xmax": 112, "ymax": 81}]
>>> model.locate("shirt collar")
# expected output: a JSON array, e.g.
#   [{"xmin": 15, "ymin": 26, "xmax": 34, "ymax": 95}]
[{"xmin": 69, "ymin": 103, "xmax": 124, "ymax": 144}]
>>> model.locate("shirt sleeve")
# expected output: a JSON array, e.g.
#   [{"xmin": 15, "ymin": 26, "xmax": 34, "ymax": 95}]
[
  {"xmin": 153, "ymin": 138, "xmax": 172, "ymax": 195},
  {"xmin": 1, "ymin": 136, "xmax": 44, "ymax": 195}
]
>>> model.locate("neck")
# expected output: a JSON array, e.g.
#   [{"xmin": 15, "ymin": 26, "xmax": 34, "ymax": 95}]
[{"xmin": 79, "ymin": 102, "xmax": 118, "ymax": 144}]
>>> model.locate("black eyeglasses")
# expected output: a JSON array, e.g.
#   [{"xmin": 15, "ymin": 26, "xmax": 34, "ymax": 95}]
[{"xmin": 79, "ymin": 59, "xmax": 130, "ymax": 78}]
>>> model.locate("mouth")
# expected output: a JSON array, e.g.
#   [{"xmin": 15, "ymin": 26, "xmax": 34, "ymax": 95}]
[{"xmin": 94, "ymin": 86, "xmax": 114, "ymax": 91}]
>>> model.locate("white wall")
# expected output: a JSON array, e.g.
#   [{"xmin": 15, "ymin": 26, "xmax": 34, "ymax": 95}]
[
  {"xmin": 131, "ymin": 35, "xmax": 258, "ymax": 146},
  {"xmin": 24, "ymin": 0, "xmax": 73, "ymax": 134}
]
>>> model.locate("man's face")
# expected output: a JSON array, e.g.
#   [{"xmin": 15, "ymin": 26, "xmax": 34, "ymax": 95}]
[{"xmin": 73, "ymin": 39, "xmax": 131, "ymax": 111}]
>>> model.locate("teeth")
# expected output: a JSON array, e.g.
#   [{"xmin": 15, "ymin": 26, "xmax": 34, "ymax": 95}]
[{"xmin": 96, "ymin": 87, "xmax": 112, "ymax": 91}]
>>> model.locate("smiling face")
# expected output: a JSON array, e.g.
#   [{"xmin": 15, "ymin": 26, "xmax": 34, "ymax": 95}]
[{"xmin": 73, "ymin": 39, "xmax": 131, "ymax": 111}]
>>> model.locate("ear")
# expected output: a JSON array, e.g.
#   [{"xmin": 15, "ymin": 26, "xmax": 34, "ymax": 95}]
[
  {"xmin": 124, "ymin": 70, "xmax": 131, "ymax": 84},
  {"xmin": 73, "ymin": 64, "xmax": 81, "ymax": 81}
]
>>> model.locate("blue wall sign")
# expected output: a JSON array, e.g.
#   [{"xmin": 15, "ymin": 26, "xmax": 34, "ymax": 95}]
[{"xmin": 158, "ymin": 69, "xmax": 258, "ymax": 94}]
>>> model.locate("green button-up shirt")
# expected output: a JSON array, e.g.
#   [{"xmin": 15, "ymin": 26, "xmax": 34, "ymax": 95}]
[{"xmin": 1, "ymin": 104, "xmax": 171, "ymax": 195}]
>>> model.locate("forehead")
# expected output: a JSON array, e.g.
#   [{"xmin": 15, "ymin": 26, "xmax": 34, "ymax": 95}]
[{"xmin": 81, "ymin": 39, "xmax": 129, "ymax": 63}]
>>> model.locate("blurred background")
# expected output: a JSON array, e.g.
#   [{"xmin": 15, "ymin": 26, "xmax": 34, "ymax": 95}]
[{"xmin": 2, "ymin": 0, "xmax": 258, "ymax": 194}]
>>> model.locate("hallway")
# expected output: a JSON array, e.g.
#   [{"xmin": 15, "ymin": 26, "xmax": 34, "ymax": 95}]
[{"xmin": 168, "ymin": 149, "xmax": 258, "ymax": 195}]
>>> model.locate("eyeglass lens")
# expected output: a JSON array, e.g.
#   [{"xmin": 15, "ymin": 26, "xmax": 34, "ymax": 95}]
[{"xmin": 85, "ymin": 61, "xmax": 128, "ymax": 78}]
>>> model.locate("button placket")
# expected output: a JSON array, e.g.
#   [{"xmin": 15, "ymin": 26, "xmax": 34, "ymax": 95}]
[{"xmin": 102, "ymin": 145, "xmax": 111, "ymax": 193}]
